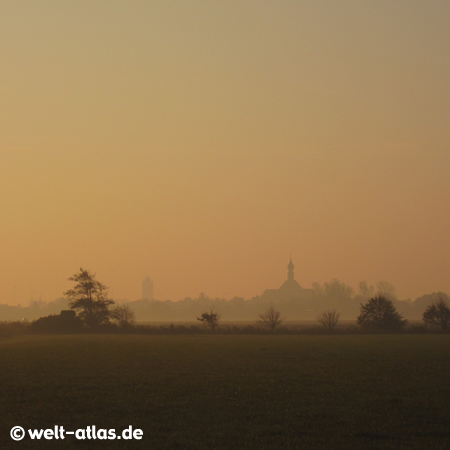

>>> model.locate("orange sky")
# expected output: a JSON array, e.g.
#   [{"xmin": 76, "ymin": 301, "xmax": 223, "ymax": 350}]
[{"xmin": 1, "ymin": 1, "xmax": 450, "ymax": 305}]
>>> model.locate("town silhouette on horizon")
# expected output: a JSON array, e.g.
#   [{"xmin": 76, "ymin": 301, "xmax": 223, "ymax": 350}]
[{"xmin": 1, "ymin": 257, "xmax": 447, "ymax": 325}]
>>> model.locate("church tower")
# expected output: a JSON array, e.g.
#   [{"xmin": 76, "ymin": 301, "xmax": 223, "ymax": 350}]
[
  {"xmin": 287, "ymin": 257, "xmax": 295, "ymax": 281},
  {"xmin": 260, "ymin": 255, "xmax": 312, "ymax": 302},
  {"xmin": 142, "ymin": 277, "xmax": 154, "ymax": 301}
]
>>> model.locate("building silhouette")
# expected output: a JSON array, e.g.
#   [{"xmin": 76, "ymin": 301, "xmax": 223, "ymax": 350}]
[
  {"xmin": 142, "ymin": 277, "xmax": 154, "ymax": 301},
  {"xmin": 261, "ymin": 257, "xmax": 313, "ymax": 302}
]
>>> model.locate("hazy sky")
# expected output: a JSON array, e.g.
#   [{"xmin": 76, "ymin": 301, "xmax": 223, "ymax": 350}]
[{"xmin": 1, "ymin": 1, "xmax": 450, "ymax": 305}]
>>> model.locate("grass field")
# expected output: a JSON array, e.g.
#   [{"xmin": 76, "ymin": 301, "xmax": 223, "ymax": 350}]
[{"xmin": 1, "ymin": 334, "xmax": 450, "ymax": 449}]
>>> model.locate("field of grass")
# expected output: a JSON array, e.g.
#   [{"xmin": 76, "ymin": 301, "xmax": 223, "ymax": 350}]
[{"xmin": 1, "ymin": 334, "xmax": 450, "ymax": 449}]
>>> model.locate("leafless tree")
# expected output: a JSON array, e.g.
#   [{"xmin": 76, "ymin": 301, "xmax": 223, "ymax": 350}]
[
  {"xmin": 111, "ymin": 305, "xmax": 136, "ymax": 328},
  {"xmin": 258, "ymin": 306, "xmax": 283, "ymax": 332},
  {"xmin": 197, "ymin": 309, "xmax": 220, "ymax": 332},
  {"xmin": 317, "ymin": 309, "xmax": 340, "ymax": 331}
]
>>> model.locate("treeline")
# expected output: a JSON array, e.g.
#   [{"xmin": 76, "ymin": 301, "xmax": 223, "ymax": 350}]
[
  {"xmin": 103, "ymin": 279, "xmax": 449, "ymax": 322},
  {"xmin": 0, "ymin": 298, "xmax": 70, "ymax": 321},
  {"xmin": 2, "ymin": 298, "xmax": 449, "ymax": 337},
  {"xmin": 2, "ymin": 288, "xmax": 450, "ymax": 336},
  {"xmin": 126, "ymin": 289, "xmax": 447, "ymax": 322},
  {"xmin": 1, "ymin": 272, "xmax": 449, "ymax": 323},
  {"xmin": 1, "ymin": 292, "xmax": 443, "ymax": 323}
]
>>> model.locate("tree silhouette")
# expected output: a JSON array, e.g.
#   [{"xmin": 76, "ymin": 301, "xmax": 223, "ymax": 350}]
[
  {"xmin": 111, "ymin": 305, "xmax": 136, "ymax": 329},
  {"xmin": 357, "ymin": 295, "xmax": 407, "ymax": 332},
  {"xmin": 317, "ymin": 309, "xmax": 340, "ymax": 332},
  {"xmin": 376, "ymin": 281, "xmax": 397, "ymax": 301},
  {"xmin": 64, "ymin": 268, "xmax": 114, "ymax": 329},
  {"xmin": 422, "ymin": 298, "xmax": 450, "ymax": 332},
  {"xmin": 358, "ymin": 281, "xmax": 374, "ymax": 300},
  {"xmin": 313, "ymin": 279, "xmax": 354, "ymax": 302},
  {"xmin": 197, "ymin": 309, "xmax": 220, "ymax": 332},
  {"xmin": 258, "ymin": 306, "xmax": 283, "ymax": 332}
]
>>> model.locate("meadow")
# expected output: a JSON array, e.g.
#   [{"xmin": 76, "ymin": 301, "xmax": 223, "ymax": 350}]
[{"xmin": 1, "ymin": 334, "xmax": 449, "ymax": 449}]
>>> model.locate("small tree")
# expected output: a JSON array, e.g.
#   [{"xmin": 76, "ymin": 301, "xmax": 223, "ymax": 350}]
[
  {"xmin": 64, "ymin": 268, "xmax": 114, "ymax": 329},
  {"xmin": 258, "ymin": 306, "xmax": 283, "ymax": 332},
  {"xmin": 111, "ymin": 305, "xmax": 136, "ymax": 329},
  {"xmin": 422, "ymin": 298, "xmax": 450, "ymax": 332},
  {"xmin": 197, "ymin": 309, "xmax": 220, "ymax": 332},
  {"xmin": 317, "ymin": 309, "xmax": 340, "ymax": 332},
  {"xmin": 357, "ymin": 295, "xmax": 407, "ymax": 332}
]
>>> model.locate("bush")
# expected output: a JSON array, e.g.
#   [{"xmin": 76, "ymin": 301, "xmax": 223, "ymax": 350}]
[
  {"xmin": 357, "ymin": 295, "xmax": 407, "ymax": 332},
  {"xmin": 31, "ymin": 313, "xmax": 83, "ymax": 334}
]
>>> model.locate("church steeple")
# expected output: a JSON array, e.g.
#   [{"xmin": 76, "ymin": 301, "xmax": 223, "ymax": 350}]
[{"xmin": 287, "ymin": 256, "xmax": 294, "ymax": 281}]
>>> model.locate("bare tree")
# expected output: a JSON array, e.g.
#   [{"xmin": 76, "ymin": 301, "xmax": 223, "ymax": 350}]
[
  {"xmin": 197, "ymin": 309, "xmax": 220, "ymax": 333},
  {"xmin": 317, "ymin": 309, "xmax": 340, "ymax": 332},
  {"xmin": 258, "ymin": 306, "xmax": 283, "ymax": 332},
  {"xmin": 111, "ymin": 305, "xmax": 136, "ymax": 328},
  {"xmin": 422, "ymin": 298, "xmax": 450, "ymax": 332}
]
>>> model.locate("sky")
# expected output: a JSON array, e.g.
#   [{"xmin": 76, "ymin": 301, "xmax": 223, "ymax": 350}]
[{"xmin": 1, "ymin": 1, "xmax": 450, "ymax": 305}]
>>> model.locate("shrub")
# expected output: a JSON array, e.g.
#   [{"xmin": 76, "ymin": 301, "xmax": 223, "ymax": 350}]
[
  {"xmin": 31, "ymin": 313, "xmax": 83, "ymax": 334},
  {"xmin": 357, "ymin": 295, "xmax": 407, "ymax": 332}
]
